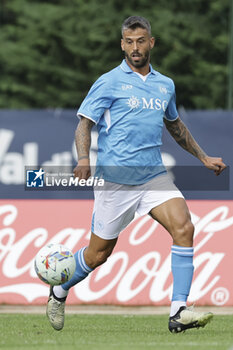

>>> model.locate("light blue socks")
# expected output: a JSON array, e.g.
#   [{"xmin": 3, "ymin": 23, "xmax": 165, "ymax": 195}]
[
  {"xmin": 62, "ymin": 247, "xmax": 93, "ymax": 290},
  {"xmin": 170, "ymin": 245, "xmax": 194, "ymax": 316},
  {"xmin": 53, "ymin": 247, "xmax": 93, "ymax": 298}
]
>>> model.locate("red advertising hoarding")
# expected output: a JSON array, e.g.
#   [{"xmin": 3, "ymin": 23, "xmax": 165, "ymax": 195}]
[{"xmin": 0, "ymin": 199, "xmax": 232, "ymax": 306}]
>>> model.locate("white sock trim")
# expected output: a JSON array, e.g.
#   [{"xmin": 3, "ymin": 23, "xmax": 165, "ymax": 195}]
[
  {"xmin": 171, "ymin": 245, "xmax": 194, "ymax": 256},
  {"xmin": 53, "ymin": 285, "xmax": 69, "ymax": 299},
  {"xmin": 170, "ymin": 301, "xmax": 186, "ymax": 317}
]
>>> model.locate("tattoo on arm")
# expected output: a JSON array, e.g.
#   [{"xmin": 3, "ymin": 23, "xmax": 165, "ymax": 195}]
[
  {"xmin": 164, "ymin": 117, "xmax": 207, "ymax": 161},
  {"xmin": 75, "ymin": 117, "xmax": 94, "ymax": 160}
]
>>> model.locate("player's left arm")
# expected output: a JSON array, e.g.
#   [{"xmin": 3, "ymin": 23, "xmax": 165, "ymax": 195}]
[{"xmin": 163, "ymin": 116, "xmax": 227, "ymax": 176}]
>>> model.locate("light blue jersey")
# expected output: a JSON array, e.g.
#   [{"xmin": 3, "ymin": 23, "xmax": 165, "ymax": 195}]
[{"xmin": 77, "ymin": 59, "xmax": 178, "ymax": 185}]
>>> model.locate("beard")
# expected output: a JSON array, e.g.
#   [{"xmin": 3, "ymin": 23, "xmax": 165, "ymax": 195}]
[{"xmin": 124, "ymin": 50, "xmax": 150, "ymax": 68}]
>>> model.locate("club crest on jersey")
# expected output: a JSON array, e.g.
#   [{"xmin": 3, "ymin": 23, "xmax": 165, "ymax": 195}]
[{"xmin": 159, "ymin": 86, "xmax": 168, "ymax": 94}]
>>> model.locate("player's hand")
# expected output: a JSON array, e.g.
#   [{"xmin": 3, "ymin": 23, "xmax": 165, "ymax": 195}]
[
  {"xmin": 202, "ymin": 156, "xmax": 227, "ymax": 176},
  {"xmin": 73, "ymin": 158, "xmax": 91, "ymax": 180}
]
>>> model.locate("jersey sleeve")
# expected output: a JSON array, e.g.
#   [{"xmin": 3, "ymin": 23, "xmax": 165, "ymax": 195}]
[
  {"xmin": 164, "ymin": 82, "xmax": 179, "ymax": 121},
  {"xmin": 77, "ymin": 75, "xmax": 113, "ymax": 124}
]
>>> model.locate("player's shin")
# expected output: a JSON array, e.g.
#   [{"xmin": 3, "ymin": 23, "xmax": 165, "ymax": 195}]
[
  {"xmin": 53, "ymin": 247, "xmax": 93, "ymax": 299},
  {"xmin": 170, "ymin": 245, "xmax": 194, "ymax": 317}
]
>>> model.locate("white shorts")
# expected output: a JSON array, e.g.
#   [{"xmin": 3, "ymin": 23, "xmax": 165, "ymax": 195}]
[{"xmin": 91, "ymin": 173, "xmax": 184, "ymax": 240}]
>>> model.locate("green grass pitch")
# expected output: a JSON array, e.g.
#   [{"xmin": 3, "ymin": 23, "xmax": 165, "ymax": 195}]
[{"xmin": 0, "ymin": 314, "xmax": 233, "ymax": 350}]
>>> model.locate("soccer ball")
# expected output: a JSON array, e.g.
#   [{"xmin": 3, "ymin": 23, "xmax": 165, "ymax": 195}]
[{"xmin": 34, "ymin": 243, "xmax": 76, "ymax": 286}]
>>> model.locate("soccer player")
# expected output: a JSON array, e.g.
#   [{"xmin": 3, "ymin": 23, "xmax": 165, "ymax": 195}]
[{"xmin": 47, "ymin": 16, "xmax": 226, "ymax": 333}]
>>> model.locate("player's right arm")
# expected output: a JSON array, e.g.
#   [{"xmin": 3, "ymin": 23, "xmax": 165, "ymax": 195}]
[{"xmin": 73, "ymin": 117, "xmax": 95, "ymax": 180}]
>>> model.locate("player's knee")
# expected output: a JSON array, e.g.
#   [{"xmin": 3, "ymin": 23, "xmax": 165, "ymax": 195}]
[{"xmin": 173, "ymin": 220, "xmax": 194, "ymax": 246}]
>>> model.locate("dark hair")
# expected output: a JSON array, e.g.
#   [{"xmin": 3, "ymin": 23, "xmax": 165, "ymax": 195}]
[{"xmin": 121, "ymin": 16, "xmax": 151, "ymax": 36}]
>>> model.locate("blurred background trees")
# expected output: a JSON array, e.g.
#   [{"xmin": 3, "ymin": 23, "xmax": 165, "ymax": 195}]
[{"xmin": 0, "ymin": 0, "xmax": 230, "ymax": 109}]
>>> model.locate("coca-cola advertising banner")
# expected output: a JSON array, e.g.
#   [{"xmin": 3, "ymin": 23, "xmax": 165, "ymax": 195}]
[{"xmin": 0, "ymin": 199, "xmax": 233, "ymax": 306}]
